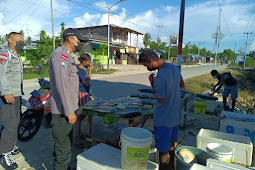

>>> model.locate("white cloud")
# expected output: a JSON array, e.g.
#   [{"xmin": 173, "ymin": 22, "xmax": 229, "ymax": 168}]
[
  {"xmin": 73, "ymin": 13, "xmax": 101, "ymax": 28},
  {"xmin": 1, "ymin": 0, "xmax": 254, "ymax": 52},
  {"xmin": 0, "ymin": 0, "xmax": 70, "ymax": 40},
  {"xmin": 250, "ymin": 41, "xmax": 255, "ymax": 51},
  {"xmin": 94, "ymin": 1, "xmax": 119, "ymax": 12}
]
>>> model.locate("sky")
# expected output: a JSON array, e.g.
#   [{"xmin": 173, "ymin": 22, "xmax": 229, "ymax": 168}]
[{"xmin": 0, "ymin": 0, "xmax": 255, "ymax": 53}]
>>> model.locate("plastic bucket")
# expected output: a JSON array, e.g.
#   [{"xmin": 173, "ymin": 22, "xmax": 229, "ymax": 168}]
[
  {"xmin": 120, "ymin": 127, "xmax": 153, "ymax": 170},
  {"xmin": 175, "ymin": 146, "xmax": 216, "ymax": 170},
  {"xmin": 206, "ymin": 143, "xmax": 233, "ymax": 163},
  {"xmin": 194, "ymin": 100, "xmax": 206, "ymax": 115}
]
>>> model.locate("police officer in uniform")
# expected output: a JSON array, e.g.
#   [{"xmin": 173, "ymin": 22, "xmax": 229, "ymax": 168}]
[
  {"xmin": 0, "ymin": 32, "xmax": 24, "ymax": 169},
  {"xmin": 49, "ymin": 28, "xmax": 87, "ymax": 170}
]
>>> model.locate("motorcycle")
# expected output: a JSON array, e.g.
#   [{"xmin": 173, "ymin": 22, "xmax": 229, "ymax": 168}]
[{"xmin": 18, "ymin": 78, "xmax": 51, "ymax": 142}]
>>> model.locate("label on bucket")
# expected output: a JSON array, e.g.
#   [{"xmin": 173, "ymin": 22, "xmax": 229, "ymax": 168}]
[{"xmin": 126, "ymin": 146, "xmax": 150, "ymax": 167}]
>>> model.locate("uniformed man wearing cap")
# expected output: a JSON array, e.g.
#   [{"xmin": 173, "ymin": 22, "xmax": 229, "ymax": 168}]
[
  {"xmin": 0, "ymin": 32, "xmax": 24, "ymax": 169},
  {"xmin": 49, "ymin": 28, "xmax": 87, "ymax": 170}
]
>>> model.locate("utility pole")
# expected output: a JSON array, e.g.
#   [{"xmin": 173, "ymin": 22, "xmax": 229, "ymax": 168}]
[
  {"xmin": 214, "ymin": 8, "xmax": 222, "ymax": 69},
  {"xmin": 243, "ymin": 32, "xmax": 252, "ymax": 72},
  {"xmin": 168, "ymin": 36, "xmax": 171, "ymax": 63},
  {"xmin": 50, "ymin": 0, "xmax": 55, "ymax": 50},
  {"xmin": 156, "ymin": 25, "xmax": 163, "ymax": 49},
  {"xmin": 177, "ymin": 0, "xmax": 185, "ymax": 67},
  {"xmin": 234, "ymin": 43, "xmax": 236, "ymax": 54}
]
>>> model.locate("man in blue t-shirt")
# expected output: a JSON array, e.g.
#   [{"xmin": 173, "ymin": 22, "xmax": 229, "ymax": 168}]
[{"xmin": 139, "ymin": 49, "xmax": 184, "ymax": 170}]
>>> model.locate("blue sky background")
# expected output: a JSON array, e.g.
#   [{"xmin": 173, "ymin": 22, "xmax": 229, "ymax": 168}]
[{"xmin": 0, "ymin": 0, "xmax": 255, "ymax": 53}]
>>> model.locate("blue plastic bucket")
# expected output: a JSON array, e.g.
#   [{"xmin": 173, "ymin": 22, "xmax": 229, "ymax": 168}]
[{"xmin": 175, "ymin": 146, "xmax": 216, "ymax": 170}]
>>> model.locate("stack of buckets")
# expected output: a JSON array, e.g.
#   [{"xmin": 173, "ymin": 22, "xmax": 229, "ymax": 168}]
[
  {"xmin": 120, "ymin": 127, "xmax": 153, "ymax": 170},
  {"xmin": 206, "ymin": 143, "xmax": 233, "ymax": 163}
]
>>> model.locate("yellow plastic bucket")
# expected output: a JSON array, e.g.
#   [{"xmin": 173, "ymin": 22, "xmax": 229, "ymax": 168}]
[{"xmin": 194, "ymin": 100, "xmax": 206, "ymax": 115}]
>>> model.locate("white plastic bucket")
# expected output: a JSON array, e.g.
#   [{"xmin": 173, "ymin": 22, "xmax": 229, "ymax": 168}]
[
  {"xmin": 206, "ymin": 143, "xmax": 233, "ymax": 163},
  {"xmin": 120, "ymin": 127, "xmax": 153, "ymax": 170}
]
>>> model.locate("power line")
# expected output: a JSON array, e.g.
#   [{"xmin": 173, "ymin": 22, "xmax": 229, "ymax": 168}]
[
  {"xmin": 3, "ymin": 0, "xmax": 40, "ymax": 25},
  {"xmin": 244, "ymin": 6, "xmax": 255, "ymax": 32},
  {"xmin": 217, "ymin": 0, "xmax": 234, "ymax": 40},
  {"xmin": 67, "ymin": 0, "xmax": 159, "ymax": 38},
  {"xmin": 75, "ymin": 0, "xmax": 175, "ymax": 36},
  {"xmin": 20, "ymin": 0, "xmax": 66, "ymax": 14},
  {"xmin": 19, "ymin": 0, "xmax": 44, "ymax": 30}
]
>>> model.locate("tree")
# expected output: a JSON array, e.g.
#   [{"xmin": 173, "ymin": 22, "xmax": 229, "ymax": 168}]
[
  {"xmin": 223, "ymin": 49, "xmax": 235, "ymax": 61},
  {"xmin": 40, "ymin": 30, "xmax": 47, "ymax": 40},
  {"xmin": 20, "ymin": 30, "xmax": 24, "ymax": 37},
  {"xmin": 246, "ymin": 57, "xmax": 255, "ymax": 68},
  {"xmin": 26, "ymin": 31, "xmax": 53, "ymax": 68},
  {"xmin": 149, "ymin": 41, "xmax": 158, "ymax": 51},
  {"xmin": 27, "ymin": 36, "xmax": 32, "ymax": 45},
  {"xmin": 248, "ymin": 51, "xmax": 255, "ymax": 58},
  {"xmin": 5, "ymin": 34, "xmax": 8, "ymax": 43},
  {"xmin": 143, "ymin": 33, "xmax": 151, "ymax": 48}
]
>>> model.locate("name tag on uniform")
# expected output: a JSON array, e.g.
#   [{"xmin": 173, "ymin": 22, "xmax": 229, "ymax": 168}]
[{"xmin": 60, "ymin": 54, "xmax": 68, "ymax": 67}]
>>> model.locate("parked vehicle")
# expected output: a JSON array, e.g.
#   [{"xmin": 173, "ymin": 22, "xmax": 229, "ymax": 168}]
[{"xmin": 18, "ymin": 78, "xmax": 51, "ymax": 142}]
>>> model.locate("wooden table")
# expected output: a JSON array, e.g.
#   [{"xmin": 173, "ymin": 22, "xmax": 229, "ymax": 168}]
[{"xmin": 83, "ymin": 94, "xmax": 189, "ymax": 148}]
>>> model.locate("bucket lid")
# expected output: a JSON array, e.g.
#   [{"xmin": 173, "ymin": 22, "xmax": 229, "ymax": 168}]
[
  {"xmin": 206, "ymin": 143, "xmax": 233, "ymax": 155},
  {"xmin": 121, "ymin": 127, "xmax": 152, "ymax": 144}
]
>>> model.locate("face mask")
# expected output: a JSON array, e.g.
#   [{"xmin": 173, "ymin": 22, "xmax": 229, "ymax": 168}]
[
  {"xmin": 15, "ymin": 41, "xmax": 24, "ymax": 51},
  {"xmin": 85, "ymin": 64, "xmax": 90, "ymax": 68},
  {"xmin": 213, "ymin": 76, "xmax": 217, "ymax": 79},
  {"xmin": 147, "ymin": 66, "xmax": 156, "ymax": 71},
  {"xmin": 74, "ymin": 42, "xmax": 83, "ymax": 52}
]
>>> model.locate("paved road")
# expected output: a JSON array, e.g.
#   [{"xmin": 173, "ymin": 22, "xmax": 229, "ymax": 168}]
[
  {"xmin": 22, "ymin": 63, "xmax": 227, "ymax": 101},
  {"xmin": 90, "ymin": 63, "xmax": 227, "ymax": 100}
]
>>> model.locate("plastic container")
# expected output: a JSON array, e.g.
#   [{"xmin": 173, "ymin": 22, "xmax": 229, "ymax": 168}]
[
  {"xmin": 76, "ymin": 143, "xmax": 158, "ymax": 170},
  {"xmin": 194, "ymin": 100, "xmax": 206, "ymax": 115},
  {"xmin": 120, "ymin": 127, "xmax": 153, "ymax": 170},
  {"xmin": 206, "ymin": 143, "xmax": 233, "ymax": 162},
  {"xmin": 196, "ymin": 128, "xmax": 253, "ymax": 166},
  {"xmin": 220, "ymin": 111, "xmax": 255, "ymax": 146},
  {"xmin": 174, "ymin": 146, "xmax": 216, "ymax": 170},
  {"xmin": 190, "ymin": 163, "xmax": 215, "ymax": 170},
  {"xmin": 206, "ymin": 158, "xmax": 250, "ymax": 170}
]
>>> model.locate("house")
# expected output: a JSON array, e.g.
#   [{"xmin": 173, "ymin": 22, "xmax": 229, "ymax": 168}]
[{"xmin": 76, "ymin": 25, "xmax": 143, "ymax": 65}]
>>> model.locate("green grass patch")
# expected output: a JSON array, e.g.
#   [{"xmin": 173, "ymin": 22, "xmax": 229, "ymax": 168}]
[
  {"xmin": 185, "ymin": 73, "xmax": 216, "ymax": 94},
  {"xmin": 23, "ymin": 68, "xmax": 118, "ymax": 80},
  {"xmin": 90, "ymin": 69, "xmax": 118, "ymax": 74},
  {"xmin": 23, "ymin": 73, "xmax": 49, "ymax": 80}
]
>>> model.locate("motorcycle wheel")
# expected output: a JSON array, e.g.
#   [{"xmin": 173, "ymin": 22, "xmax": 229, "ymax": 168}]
[{"xmin": 18, "ymin": 109, "xmax": 43, "ymax": 142}]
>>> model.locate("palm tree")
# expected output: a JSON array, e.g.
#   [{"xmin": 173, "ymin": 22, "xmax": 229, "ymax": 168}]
[
  {"xmin": 20, "ymin": 30, "xmax": 24, "ymax": 36},
  {"xmin": 143, "ymin": 33, "xmax": 151, "ymax": 48},
  {"xmin": 40, "ymin": 30, "xmax": 47, "ymax": 40},
  {"xmin": 27, "ymin": 36, "xmax": 32, "ymax": 45}
]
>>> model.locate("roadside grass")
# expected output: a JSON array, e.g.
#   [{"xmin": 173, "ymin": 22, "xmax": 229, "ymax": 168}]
[
  {"xmin": 90, "ymin": 69, "xmax": 117, "ymax": 74},
  {"xmin": 23, "ymin": 68, "xmax": 118, "ymax": 80},
  {"xmin": 185, "ymin": 73, "xmax": 215, "ymax": 94},
  {"xmin": 185, "ymin": 68, "xmax": 255, "ymax": 113}
]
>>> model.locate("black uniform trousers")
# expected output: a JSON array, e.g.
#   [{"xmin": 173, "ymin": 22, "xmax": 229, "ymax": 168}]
[
  {"xmin": 0, "ymin": 96, "xmax": 21, "ymax": 153},
  {"xmin": 51, "ymin": 114, "xmax": 73, "ymax": 170}
]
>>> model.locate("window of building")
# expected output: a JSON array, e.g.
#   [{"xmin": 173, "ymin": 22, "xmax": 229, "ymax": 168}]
[{"xmin": 113, "ymin": 32, "xmax": 117, "ymax": 40}]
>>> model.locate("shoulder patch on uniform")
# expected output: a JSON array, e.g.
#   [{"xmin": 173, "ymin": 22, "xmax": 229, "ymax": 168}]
[
  {"xmin": 0, "ymin": 58, "xmax": 7, "ymax": 65},
  {"xmin": 0, "ymin": 54, "xmax": 7, "ymax": 59},
  {"xmin": 60, "ymin": 54, "xmax": 69, "ymax": 67}
]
